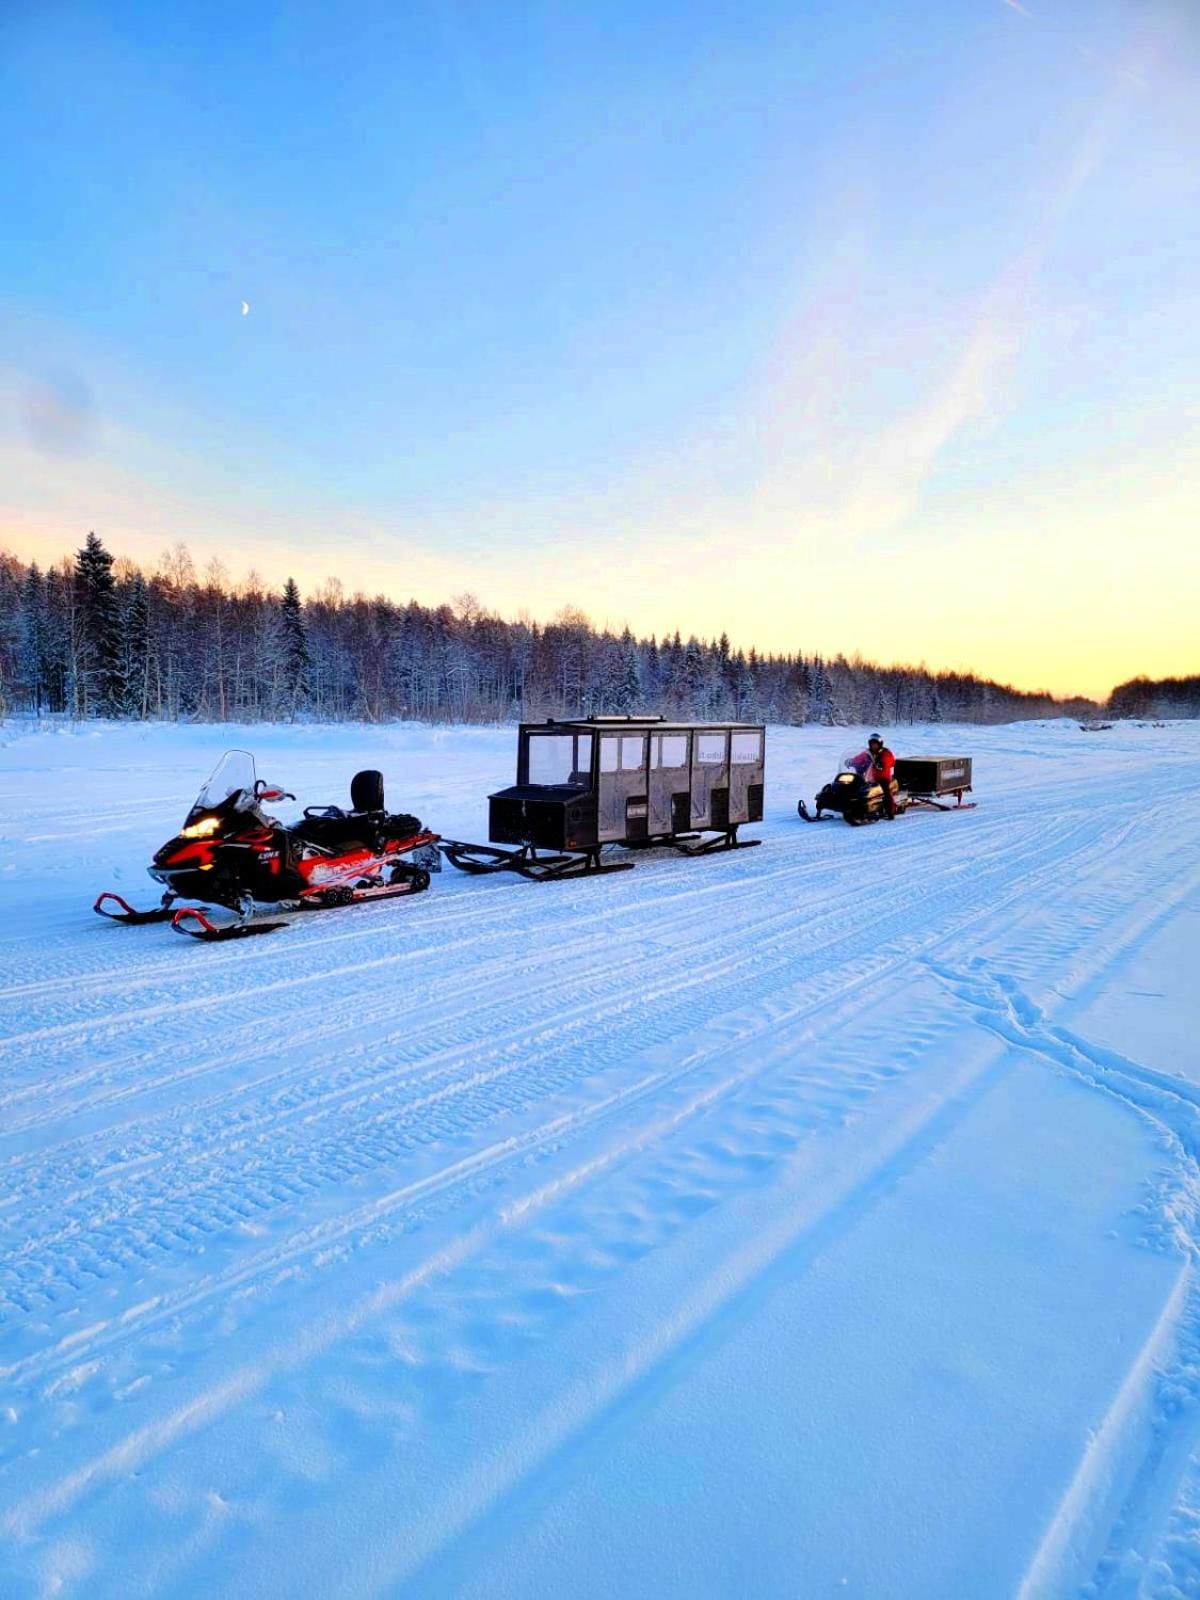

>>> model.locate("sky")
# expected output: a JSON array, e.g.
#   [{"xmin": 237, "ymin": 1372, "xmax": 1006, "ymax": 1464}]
[{"xmin": 1, "ymin": 0, "xmax": 1197, "ymax": 699}]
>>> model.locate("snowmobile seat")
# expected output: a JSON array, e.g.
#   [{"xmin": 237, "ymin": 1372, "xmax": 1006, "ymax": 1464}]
[
  {"xmin": 294, "ymin": 771, "xmax": 422, "ymax": 852},
  {"xmin": 294, "ymin": 808, "xmax": 373, "ymax": 852},
  {"xmin": 295, "ymin": 772, "xmax": 384, "ymax": 851}
]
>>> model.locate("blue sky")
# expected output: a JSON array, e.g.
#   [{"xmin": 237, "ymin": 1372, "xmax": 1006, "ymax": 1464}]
[{"xmin": 2, "ymin": 0, "xmax": 1197, "ymax": 695}]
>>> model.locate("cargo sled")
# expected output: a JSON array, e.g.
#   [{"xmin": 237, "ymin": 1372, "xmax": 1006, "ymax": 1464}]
[{"xmin": 441, "ymin": 717, "xmax": 765, "ymax": 881}]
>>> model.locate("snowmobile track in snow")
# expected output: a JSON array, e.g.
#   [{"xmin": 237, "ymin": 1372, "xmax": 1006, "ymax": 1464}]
[
  {"xmin": 1, "ymin": 808, "xmax": 1128, "ymax": 1325},
  {"xmin": 3, "ymin": 722, "xmax": 1200, "ymax": 1600}
]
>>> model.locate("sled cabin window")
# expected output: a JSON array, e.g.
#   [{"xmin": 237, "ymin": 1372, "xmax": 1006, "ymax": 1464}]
[
  {"xmin": 599, "ymin": 737, "xmax": 619, "ymax": 774},
  {"xmin": 528, "ymin": 733, "xmax": 590, "ymax": 788},
  {"xmin": 696, "ymin": 733, "xmax": 727, "ymax": 765},
  {"xmin": 652, "ymin": 734, "xmax": 688, "ymax": 770},
  {"xmin": 730, "ymin": 731, "xmax": 761, "ymax": 764},
  {"xmin": 620, "ymin": 735, "xmax": 646, "ymax": 772}
]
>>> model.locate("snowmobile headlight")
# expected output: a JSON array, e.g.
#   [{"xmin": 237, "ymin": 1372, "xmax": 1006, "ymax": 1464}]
[{"xmin": 180, "ymin": 815, "xmax": 221, "ymax": 840}]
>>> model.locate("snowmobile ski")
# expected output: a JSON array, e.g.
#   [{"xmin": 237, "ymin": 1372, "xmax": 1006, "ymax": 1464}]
[
  {"xmin": 94, "ymin": 891, "xmax": 177, "ymax": 924},
  {"xmin": 796, "ymin": 801, "xmax": 832, "ymax": 824},
  {"xmin": 171, "ymin": 907, "xmax": 288, "ymax": 942}
]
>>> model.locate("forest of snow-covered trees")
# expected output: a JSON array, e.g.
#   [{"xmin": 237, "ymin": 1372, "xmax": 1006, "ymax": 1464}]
[
  {"xmin": 0, "ymin": 534, "xmax": 1101, "ymax": 727},
  {"xmin": 1108, "ymin": 674, "xmax": 1200, "ymax": 720}
]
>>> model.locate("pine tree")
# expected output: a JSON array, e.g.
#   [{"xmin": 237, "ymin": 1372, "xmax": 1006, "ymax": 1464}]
[
  {"xmin": 0, "ymin": 559, "xmax": 20, "ymax": 719},
  {"xmin": 273, "ymin": 577, "xmax": 310, "ymax": 719},
  {"xmin": 646, "ymin": 643, "xmax": 661, "ymax": 704},
  {"xmin": 17, "ymin": 564, "xmax": 46, "ymax": 713},
  {"xmin": 612, "ymin": 626, "xmax": 642, "ymax": 714},
  {"xmin": 809, "ymin": 656, "xmax": 846, "ymax": 727},
  {"xmin": 119, "ymin": 573, "xmax": 150, "ymax": 718},
  {"xmin": 786, "ymin": 656, "xmax": 811, "ymax": 724},
  {"xmin": 865, "ymin": 678, "xmax": 889, "ymax": 729},
  {"xmin": 684, "ymin": 636, "xmax": 706, "ymax": 716},
  {"xmin": 666, "ymin": 631, "xmax": 687, "ymax": 712},
  {"xmin": 39, "ymin": 565, "xmax": 71, "ymax": 713},
  {"xmin": 928, "ymin": 678, "xmax": 944, "ymax": 723},
  {"xmin": 74, "ymin": 532, "xmax": 122, "ymax": 715},
  {"xmin": 740, "ymin": 647, "xmax": 762, "ymax": 721}
]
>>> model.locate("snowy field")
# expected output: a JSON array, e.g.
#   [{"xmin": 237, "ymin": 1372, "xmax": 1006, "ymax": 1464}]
[{"xmin": 1, "ymin": 717, "xmax": 1199, "ymax": 1600}]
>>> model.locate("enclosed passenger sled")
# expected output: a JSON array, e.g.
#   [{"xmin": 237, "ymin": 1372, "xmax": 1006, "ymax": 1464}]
[
  {"xmin": 799, "ymin": 752, "xmax": 975, "ymax": 826},
  {"xmin": 94, "ymin": 751, "xmax": 440, "ymax": 941},
  {"xmin": 440, "ymin": 717, "xmax": 765, "ymax": 881}
]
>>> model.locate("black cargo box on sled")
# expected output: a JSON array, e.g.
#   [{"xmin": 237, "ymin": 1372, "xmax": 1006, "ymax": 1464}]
[{"xmin": 894, "ymin": 756, "xmax": 972, "ymax": 797}]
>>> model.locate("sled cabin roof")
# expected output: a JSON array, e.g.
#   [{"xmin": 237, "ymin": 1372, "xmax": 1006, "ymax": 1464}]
[{"xmin": 520, "ymin": 717, "xmax": 765, "ymax": 734}]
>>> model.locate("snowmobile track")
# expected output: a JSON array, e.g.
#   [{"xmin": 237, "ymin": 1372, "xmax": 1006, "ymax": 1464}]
[
  {"xmin": 1, "ymin": 803, "xmax": 1144, "ymax": 1355},
  {"xmin": 5, "ymin": 724, "xmax": 1200, "ymax": 1600}
]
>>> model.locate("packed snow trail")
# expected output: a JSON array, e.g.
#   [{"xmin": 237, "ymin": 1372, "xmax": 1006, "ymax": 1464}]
[{"xmin": 1, "ymin": 719, "xmax": 1198, "ymax": 1597}]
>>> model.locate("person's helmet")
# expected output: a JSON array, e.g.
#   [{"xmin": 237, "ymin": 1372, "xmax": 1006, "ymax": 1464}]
[{"xmin": 867, "ymin": 732, "xmax": 883, "ymax": 747}]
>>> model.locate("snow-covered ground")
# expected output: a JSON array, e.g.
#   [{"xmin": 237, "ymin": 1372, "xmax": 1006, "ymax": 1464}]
[{"xmin": 1, "ymin": 717, "xmax": 1198, "ymax": 1599}]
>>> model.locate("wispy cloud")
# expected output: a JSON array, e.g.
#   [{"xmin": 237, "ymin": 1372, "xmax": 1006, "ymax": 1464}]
[{"xmin": 732, "ymin": 7, "xmax": 1165, "ymax": 564}]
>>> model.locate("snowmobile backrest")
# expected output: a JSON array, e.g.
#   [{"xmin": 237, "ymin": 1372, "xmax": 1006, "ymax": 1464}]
[{"xmin": 350, "ymin": 769, "xmax": 385, "ymax": 814}]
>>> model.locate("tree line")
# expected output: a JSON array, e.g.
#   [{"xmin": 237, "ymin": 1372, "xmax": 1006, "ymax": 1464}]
[
  {"xmin": 0, "ymin": 533, "xmax": 1100, "ymax": 727},
  {"xmin": 1108, "ymin": 674, "xmax": 1200, "ymax": 720}
]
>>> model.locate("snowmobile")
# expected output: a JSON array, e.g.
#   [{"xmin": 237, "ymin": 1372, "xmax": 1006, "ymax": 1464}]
[
  {"xmin": 798, "ymin": 751, "xmax": 975, "ymax": 825},
  {"xmin": 94, "ymin": 750, "xmax": 441, "ymax": 941},
  {"xmin": 798, "ymin": 755, "xmax": 907, "ymax": 825}
]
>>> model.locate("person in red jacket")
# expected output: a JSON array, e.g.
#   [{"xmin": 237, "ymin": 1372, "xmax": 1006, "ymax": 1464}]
[{"xmin": 848, "ymin": 733, "xmax": 897, "ymax": 818}]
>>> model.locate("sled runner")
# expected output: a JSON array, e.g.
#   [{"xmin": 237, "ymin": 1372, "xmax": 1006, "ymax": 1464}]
[
  {"xmin": 437, "ymin": 840, "xmax": 633, "ymax": 881},
  {"xmin": 95, "ymin": 751, "xmax": 439, "ymax": 939}
]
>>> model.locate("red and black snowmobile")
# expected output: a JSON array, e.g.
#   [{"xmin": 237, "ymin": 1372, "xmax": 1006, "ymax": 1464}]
[{"xmin": 95, "ymin": 750, "xmax": 441, "ymax": 941}]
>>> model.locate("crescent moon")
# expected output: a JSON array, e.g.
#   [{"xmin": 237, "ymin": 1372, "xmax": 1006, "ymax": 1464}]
[{"xmin": 241, "ymin": 301, "xmax": 250, "ymax": 316}]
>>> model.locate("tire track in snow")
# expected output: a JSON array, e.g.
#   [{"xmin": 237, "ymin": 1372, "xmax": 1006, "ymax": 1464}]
[
  {"xmin": 0, "ymin": 965, "xmax": 1012, "ymax": 1547},
  {"xmin": 0, "ymin": 806, "xmax": 1139, "ymax": 1395},
  {"xmin": 0, "ymin": 836, "xmax": 906, "ymax": 1174},
  {"xmin": 0, "ymin": 812, "xmax": 1158, "ymax": 1337},
  {"xmin": 0, "ymin": 950, "xmax": 916, "ymax": 1391},
  {"xmin": 0, "ymin": 779, "xmax": 1078, "ymax": 1056},
  {"xmin": 4, "ymin": 729, "xmax": 1196, "ymax": 1574},
  {"xmin": 385, "ymin": 1036, "xmax": 1023, "ymax": 1600},
  {"xmin": 0, "ymin": 811, "xmax": 1122, "ymax": 1313},
  {"xmin": 0, "ymin": 801, "xmax": 1113, "ymax": 1146},
  {"xmin": 922, "ymin": 946, "xmax": 1200, "ymax": 1600},
  {"xmin": 0, "ymin": 837, "xmax": 843, "ymax": 1086},
  {"xmin": 0, "ymin": 801, "xmax": 1051, "ymax": 1166}
]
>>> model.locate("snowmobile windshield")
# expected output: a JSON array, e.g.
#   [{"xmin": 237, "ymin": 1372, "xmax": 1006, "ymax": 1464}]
[{"xmin": 188, "ymin": 750, "xmax": 258, "ymax": 821}]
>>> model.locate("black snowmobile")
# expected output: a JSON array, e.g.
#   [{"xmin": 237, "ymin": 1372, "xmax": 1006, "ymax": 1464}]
[
  {"xmin": 798, "ymin": 753, "xmax": 906, "ymax": 825},
  {"xmin": 94, "ymin": 750, "xmax": 441, "ymax": 941},
  {"xmin": 799, "ymin": 750, "xmax": 975, "ymax": 825}
]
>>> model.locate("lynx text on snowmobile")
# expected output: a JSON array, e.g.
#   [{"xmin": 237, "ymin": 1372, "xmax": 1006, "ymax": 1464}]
[
  {"xmin": 94, "ymin": 751, "xmax": 441, "ymax": 941},
  {"xmin": 798, "ymin": 750, "xmax": 975, "ymax": 825}
]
